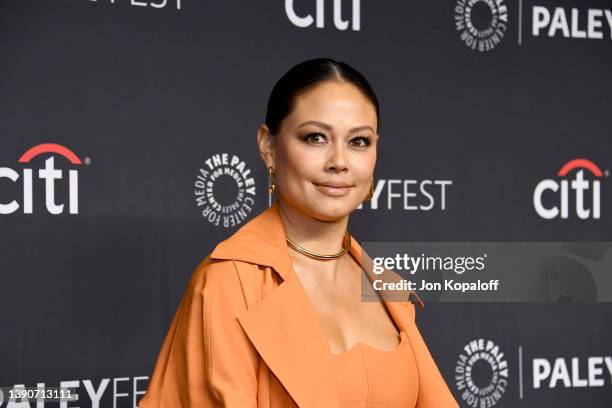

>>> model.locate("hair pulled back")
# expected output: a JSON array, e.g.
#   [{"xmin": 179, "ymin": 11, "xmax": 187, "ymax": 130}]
[{"xmin": 265, "ymin": 58, "xmax": 380, "ymax": 135}]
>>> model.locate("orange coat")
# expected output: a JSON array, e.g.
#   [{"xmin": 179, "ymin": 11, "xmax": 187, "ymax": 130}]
[{"xmin": 139, "ymin": 201, "xmax": 459, "ymax": 407}]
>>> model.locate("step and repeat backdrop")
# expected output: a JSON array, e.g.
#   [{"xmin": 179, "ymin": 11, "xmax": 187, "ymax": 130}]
[{"xmin": 1, "ymin": 0, "xmax": 611, "ymax": 407}]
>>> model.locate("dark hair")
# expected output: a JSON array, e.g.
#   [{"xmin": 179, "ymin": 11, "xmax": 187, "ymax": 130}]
[{"xmin": 265, "ymin": 58, "xmax": 380, "ymax": 135}]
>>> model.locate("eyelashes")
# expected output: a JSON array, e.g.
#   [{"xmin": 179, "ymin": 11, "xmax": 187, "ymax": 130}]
[
  {"xmin": 302, "ymin": 132, "xmax": 372, "ymax": 147},
  {"xmin": 302, "ymin": 132, "xmax": 326, "ymax": 144}
]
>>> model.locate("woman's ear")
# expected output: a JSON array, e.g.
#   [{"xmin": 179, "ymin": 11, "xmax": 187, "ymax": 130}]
[{"xmin": 257, "ymin": 124, "xmax": 275, "ymax": 168}]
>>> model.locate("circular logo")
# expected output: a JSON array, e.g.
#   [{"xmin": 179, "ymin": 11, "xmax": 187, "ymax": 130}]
[
  {"xmin": 455, "ymin": 338, "xmax": 509, "ymax": 407},
  {"xmin": 454, "ymin": 0, "xmax": 509, "ymax": 52},
  {"xmin": 194, "ymin": 153, "xmax": 256, "ymax": 228}
]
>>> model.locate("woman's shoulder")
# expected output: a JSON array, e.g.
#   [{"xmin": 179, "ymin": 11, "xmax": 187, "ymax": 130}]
[{"xmin": 186, "ymin": 255, "xmax": 280, "ymax": 309}]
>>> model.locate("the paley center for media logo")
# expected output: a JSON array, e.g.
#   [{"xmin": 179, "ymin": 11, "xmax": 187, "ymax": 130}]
[
  {"xmin": 455, "ymin": 338, "xmax": 509, "ymax": 407},
  {"xmin": 454, "ymin": 338, "xmax": 612, "ymax": 406},
  {"xmin": 193, "ymin": 152, "xmax": 256, "ymax": 228},
  {"xmin": 0, "ymin": 143, "xmax": 87, "ymax": 215},
  {"xmin": 454, "ymin": 2, "xmax": 612, "ymax": 50},
  {"xmin": 533, "ymin": 158, "xmax": 608, "ymax": 220},
  {"xmin": 454, "ymin": 0, "xmax": 509, "ymax": 52}
]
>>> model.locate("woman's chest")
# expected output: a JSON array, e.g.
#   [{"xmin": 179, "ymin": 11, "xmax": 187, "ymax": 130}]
[{"xmin": 291, "ymin": 257, "xmax": 401, "ymax": 354}]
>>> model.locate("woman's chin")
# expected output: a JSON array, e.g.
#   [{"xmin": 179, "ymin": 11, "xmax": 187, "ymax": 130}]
[{"xmin": 304, "ymin": 198, "xmax": 356, "ymax": 221}]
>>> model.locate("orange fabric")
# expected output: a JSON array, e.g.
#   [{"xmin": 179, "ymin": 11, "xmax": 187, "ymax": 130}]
[
  {"xmin": 332, "ymin": 331, "xmax": 418, "ymax": 407},
  {"xmin": 139, "ymin": 201, "xmax": 459, "ymax": 408}
]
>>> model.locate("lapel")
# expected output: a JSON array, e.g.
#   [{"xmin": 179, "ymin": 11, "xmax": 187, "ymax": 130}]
[{"xmin": 209, "ymin": 201, "xmax": 424, "ymax": 408}]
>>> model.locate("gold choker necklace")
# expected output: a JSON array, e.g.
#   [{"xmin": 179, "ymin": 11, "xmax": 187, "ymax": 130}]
[{"xmin": 285, "ymin": 231, "xmax": 351, "ymax": 260}]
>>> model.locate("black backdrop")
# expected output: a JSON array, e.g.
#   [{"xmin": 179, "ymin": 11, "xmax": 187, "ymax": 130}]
[{"xmin": 1, "ymin": 0, "xmax": 611, "ymax": 407}]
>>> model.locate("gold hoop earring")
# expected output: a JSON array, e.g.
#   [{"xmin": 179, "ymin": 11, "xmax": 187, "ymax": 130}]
[
  {"xmin": 364, "ymin": 177, "xmax": 374, "ymax": 202},
  {"xmin": 268, "ymin": 166, "xmax": 276, "ymax": 194}
]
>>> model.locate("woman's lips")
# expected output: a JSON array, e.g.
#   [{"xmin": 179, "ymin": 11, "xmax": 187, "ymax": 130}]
[{"xmin": 312, "ymin": 182, "xmax": 353, "ymax": 197}]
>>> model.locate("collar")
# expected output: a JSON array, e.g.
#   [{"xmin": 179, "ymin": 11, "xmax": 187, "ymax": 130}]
[{"xmin": 209, "ymin": 200, "xmax": 295, "ymax": 281}]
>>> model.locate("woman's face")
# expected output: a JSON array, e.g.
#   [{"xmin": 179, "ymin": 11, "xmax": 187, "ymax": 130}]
[{"xmin": 261, "ymin": 80, "xmax": 378, "ymax": 222}]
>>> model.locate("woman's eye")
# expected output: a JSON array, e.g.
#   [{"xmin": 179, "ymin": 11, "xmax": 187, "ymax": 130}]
[
  {"xmin": 351, "ymin": 136, "xmax": 371, "ymax": 147},
  {"xmin": 304, "ymin": 132, "xmax": 327, "ymax": 144}
]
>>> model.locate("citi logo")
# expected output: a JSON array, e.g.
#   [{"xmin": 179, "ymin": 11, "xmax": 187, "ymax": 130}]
[
  {"xmin": 0, "ymin": 143, "xmax": 87, "ymax": 215},
  {"xmin": 533, "ymin": 158, "xmax": 608, "ymax": 220},
  {"xmin": 285, "ymin": 0, "xmax": 361, "ymax": 31}
]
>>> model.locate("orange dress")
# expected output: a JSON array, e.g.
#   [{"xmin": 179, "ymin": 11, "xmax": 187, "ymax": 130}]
[
  {"xmin": 332, "ymin": 331, "xmax": 419, "ymax": 408},
  {"xmin": 139, "ymin": 201, "xmax": 459, "ymax": 407}
]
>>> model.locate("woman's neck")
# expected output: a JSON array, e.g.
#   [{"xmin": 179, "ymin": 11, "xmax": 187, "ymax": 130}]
[{"xmin": 276, "ymin": 199, "xmax": 349, "ymax": 256}]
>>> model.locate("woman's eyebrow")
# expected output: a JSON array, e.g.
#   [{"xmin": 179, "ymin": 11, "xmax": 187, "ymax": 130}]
[{"xmin": 297, "ymin": 120, "xmax": 374, "ymax": 133}]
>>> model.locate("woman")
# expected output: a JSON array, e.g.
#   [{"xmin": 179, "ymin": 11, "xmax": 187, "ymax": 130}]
[{"xmin": 139, "ymin": 58, "xmax": 458, "ymax": 407}]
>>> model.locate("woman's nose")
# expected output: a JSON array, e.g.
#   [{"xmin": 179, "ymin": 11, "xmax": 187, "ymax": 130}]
[{"xmin": 326, "ymin": 143, "xmax": 348, "ymax": 172}]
